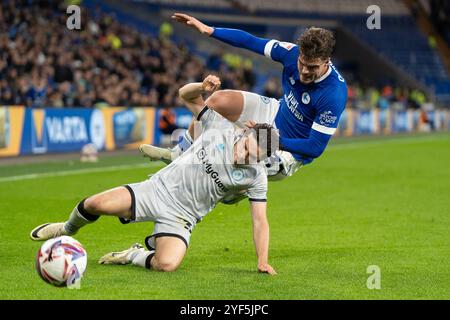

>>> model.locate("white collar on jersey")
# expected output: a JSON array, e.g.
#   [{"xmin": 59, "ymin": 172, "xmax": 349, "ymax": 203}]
[{"xmin": 314, "ymin": 62, "xmax": 332, "ymax": 83}]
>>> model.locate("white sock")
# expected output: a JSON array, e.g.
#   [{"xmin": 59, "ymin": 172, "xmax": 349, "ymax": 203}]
[
  {"xmin": 131, "ymin": 250, "xmax": 155, "ymax": 269},
  {"xmin": 64, "ymin": 200, "xmax": 98, "ymax": 234}
]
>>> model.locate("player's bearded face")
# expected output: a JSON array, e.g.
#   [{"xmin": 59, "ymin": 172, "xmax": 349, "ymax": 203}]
[{"xmin": 298, "ymin": 57, "xmax": 329, "ymax": 84}]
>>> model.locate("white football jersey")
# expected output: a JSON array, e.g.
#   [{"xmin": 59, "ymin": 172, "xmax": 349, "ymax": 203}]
[{"xmin": 151, "ymin": 108, "xmax": 267, "ymax": 222}]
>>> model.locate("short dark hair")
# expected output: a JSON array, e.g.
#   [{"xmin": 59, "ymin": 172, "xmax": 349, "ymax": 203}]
[
  {"xmin": 297, "ymin": 27, "xmax": 335, "ymax": 61},
  {"xmin": 252, "ymin": 123, "xmax": 279, "ymax": 159}
]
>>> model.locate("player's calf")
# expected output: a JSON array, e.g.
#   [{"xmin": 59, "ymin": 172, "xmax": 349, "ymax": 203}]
[
  {"xmin": 30, "ymin": 187, "xmax": 133, "ymax": 241},
  {"xmin": 83, "ymin": 187, "xmax": 133, "ymax": 219}
]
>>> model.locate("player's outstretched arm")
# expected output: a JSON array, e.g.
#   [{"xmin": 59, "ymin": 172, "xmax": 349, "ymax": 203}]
[
  {"xmin": 172, "ymin": 13, "xmax": 214, "ymax": 35},
  {"xmin": 178, "ymin": 75, "xmax": 221, "ymax": 117},
  {"xmin": 250, "ymin": 201, "xmax": 277, "ymax": 275},
  {"xmin": 172, "ymin": 13, "xmax": 270, "ymax": 58}
]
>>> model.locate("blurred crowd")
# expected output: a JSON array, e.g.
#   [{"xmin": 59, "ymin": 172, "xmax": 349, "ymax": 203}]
[
  {"xmin": 346, "ymin": 85, "xmax": 430, "ymax": 110},
  {"xmin": 0, "ymin": 0, "xmax": 434, "ymax": 112},
  {"xmin": 0, "ymin": 0, "xmax": 254, "ymax": 108},
  {"xmin": 263, "ymin": 76, "xmax": 431, "ymax": 111}
]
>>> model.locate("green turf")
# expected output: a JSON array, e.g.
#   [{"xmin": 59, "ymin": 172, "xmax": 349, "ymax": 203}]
[
  {"xmin": 0, "ymin": 153, "xmax": 146, "ymax": 178},
  {"xmin": 1, "ymin": 133, "xmax": 449, "ymax": 299}
]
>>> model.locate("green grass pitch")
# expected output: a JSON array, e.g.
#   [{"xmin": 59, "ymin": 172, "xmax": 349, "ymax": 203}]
[{"xmin": 1, "ymin": 133, "xmax": 449, "ymax": 299}]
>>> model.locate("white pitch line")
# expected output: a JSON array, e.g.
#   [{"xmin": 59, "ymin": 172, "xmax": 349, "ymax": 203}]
[
  {"xmin": 328, "ymin": 134, "xmax": 449, "ymax": 151},
  {"xmin": 0, "ymin": 134, "xmax": 448, "ymax": 183},
  {"xmin": 0, "ymin": 162, "xmax": 162, "ymax": 183}
]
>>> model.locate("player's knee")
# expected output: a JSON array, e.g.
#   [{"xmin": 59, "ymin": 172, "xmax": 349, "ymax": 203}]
[
  {"xmin": 153, "ymin": 257, "xmax": 180, "ymax": 272},
  {"xmin": 83, "ymin": 196, "xmax": 104, "ymax": 214},
  {"xmin": 205, "ymin": 90, "xmax": 224, "ymax": 109}
]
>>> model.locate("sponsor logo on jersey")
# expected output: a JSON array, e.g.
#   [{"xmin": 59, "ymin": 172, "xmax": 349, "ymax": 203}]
[
  {"xmin": 197, "ymin": 147, "xmax": 229, "ymax": 193},
  {"xmin": 284, "ymin": 91, "xmax": 304, "ymax": 122},
  {"xmin": 301, "ymin": 92, "xmax": 311, "ymax": 105},
  {"xmin": 319, "ymin": 111, "xmax": 338, "ymax": 125},
  {"xmin": 279, "ymin": 42, "xmax": 295, "ymax": 50}
]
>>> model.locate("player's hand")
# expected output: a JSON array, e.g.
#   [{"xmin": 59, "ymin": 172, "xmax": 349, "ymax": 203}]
[
  {"xmin": 258, "ymin": 263, "xmax": 277, "ymax": 275},
  {"xmin": 202, "ymin": 75, "xmax": 221, "ymax": 93},
  {"xmin": 171, "ymin": 13, "xmax": 214, "ymax": 35},
  {"xmin": 244, "ymin": 120, "xmax": 257, "ymax": 128}
]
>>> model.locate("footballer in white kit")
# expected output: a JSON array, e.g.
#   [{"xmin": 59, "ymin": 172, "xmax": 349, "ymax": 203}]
[
  {"xmin": 125, "ymin": 105, "xmax": 269, "ymax": 250},
  {"xmin": 30, "ymin": 76, "xmax": 278, "ymax": 275}
]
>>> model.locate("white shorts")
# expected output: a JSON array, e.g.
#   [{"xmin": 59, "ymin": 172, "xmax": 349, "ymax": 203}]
[
  {"xmin": 122, "ymin": 177, "xmax": 196, "ymax": 250},
  {"xmin": 238, "ymin": 91, "xmax": 280, "ymax": 125}
]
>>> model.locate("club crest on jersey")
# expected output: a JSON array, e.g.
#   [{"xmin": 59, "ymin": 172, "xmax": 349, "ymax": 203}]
[
  {"xmin": 319, "ymin": 111, "xmax": 338, "ymax": 125},
  {"xmin": 231, "ymin": 168, "xmax": 244, "ymax": 182},
  {"xmin": 301, "ymin": 92, "xmax": 311, "ymax": 105}
]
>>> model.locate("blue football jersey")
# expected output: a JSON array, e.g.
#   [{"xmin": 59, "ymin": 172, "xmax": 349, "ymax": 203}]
[{"xmin": 264, "ymin": 40, "xmax": 348, "ymax": 164}]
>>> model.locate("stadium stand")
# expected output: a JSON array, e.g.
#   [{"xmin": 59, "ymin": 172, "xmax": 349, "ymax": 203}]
[
  {"xmin": 421, "ymin": 0, "xmax": 450, "ymax": 45},
  {"xmin": 0, "ymin": 0, "xmax": 448, "ymax": 109},
  {"xmin": 0, "ymin": 0, "xmax": 254, "ymax": 108},
  {"xmin": 132, "ymin": 0, "xmax": 449, "ymax": 107},
  {"xmin": 237, "ymin": 0, "xmax": 410, "ymax": 15}
]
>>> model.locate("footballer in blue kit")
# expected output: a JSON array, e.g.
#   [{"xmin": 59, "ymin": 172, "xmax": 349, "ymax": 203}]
[
  {"xmin": 141, "ymin": 13, "xmax": 348, "ymax": 180},
  {"xmin": 258, "ymin": 40, "xmax": 348, "ymax": 165}
]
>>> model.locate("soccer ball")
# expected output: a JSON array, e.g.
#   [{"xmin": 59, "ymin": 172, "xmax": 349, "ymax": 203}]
[{"xmin": 36, "ymin": 236, "xmax": 87, "ymax": 287}]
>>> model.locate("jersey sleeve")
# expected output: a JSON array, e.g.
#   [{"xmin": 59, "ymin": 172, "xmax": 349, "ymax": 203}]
[
  {"xmin": 211, "ymin": 28, "xmax": 268, "ymax": 56},
  {"xmin": 311, "ymin": 87, "xmax": 347, "ymax": 136},
  {"xmin": 211, "ymin": 28, "xmax": 298, "ymax": 66},
  {"xmin": 196, "ymin": 106, "xmax": 218, "ymax": 131},
  {"xmin": 247, "ymin": 169, "xmax": 268, "ymax": 202},
  {"xmin": 264, "ymin": 40, "xmax": 299, "ymax": 66}
]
